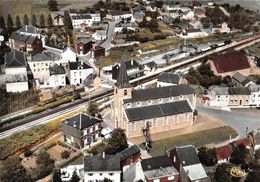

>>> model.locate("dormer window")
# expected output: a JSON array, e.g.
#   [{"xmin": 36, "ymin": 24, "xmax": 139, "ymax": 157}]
[
  {"xmin": 126, "ymin": 103, "xmax": 132, "ymax": 108},
  {"xmin": 136, "ymin": 101, "xmax": 141, "ymax": 106},
  {"xmin": 179, "ymin": 95, "xmax": 184, "ymax": 100},
  {"xmin": 158, "ymin": 98, "xmax": 163, "ymax": 103},
  {"xmin": 169, "ymin": 97, "xmax": 174, "ymax": 102},
  {"xmin": 148, "ymin": 100, "xmax": 152, "ymax": 105}
]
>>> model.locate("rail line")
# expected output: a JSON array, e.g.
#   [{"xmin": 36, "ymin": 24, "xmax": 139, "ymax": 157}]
[{"xmin": 0, "ymin": 34, "xmax": 259, "ymax": 135}]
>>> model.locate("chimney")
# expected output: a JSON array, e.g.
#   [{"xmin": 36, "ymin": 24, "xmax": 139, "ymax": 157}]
[
  {"xmin": 73, "ymin": 121, "xmax": 77, "ymax": 128},
  {"xmin": 25, "ymin": 25, "xmax": 28, "ymax": 32},
  {"xmin": 102, "ymin": 152, "xmax": 105, "ymax": 159},
  {"xmin": 95, "ymin": 113, "xmax": 98, "ymax": 118},
  {"xmin": 131, "ymin": 59, "xmax": 134, "ymax": 65}
]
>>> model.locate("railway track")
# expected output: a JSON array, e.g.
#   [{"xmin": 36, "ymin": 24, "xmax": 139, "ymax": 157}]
[{"xmin": 1, "ymin": 34, "xmax": 259, "ymax": 136}]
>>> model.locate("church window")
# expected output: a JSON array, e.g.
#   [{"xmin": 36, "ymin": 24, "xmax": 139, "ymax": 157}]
[{"xmin": 124, "ymin": 90, "xmax": 127, "ymax": 96}]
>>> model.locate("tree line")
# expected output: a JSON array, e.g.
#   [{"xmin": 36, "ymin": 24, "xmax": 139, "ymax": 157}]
[{"xmin": 0, "ymin": 14, "xmax": 53, "ymax": 29}]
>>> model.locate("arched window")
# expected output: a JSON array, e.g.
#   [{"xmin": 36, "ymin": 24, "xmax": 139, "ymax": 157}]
[{"xmin": 124, "ymin": 90, "xmax": 127, "ymax": 96}]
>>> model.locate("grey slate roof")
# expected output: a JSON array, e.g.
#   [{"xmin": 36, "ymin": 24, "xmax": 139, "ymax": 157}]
[
  {"xmin": 124, "ymin": 84, "xmax": 194, "ymax": 103},
  {"xmin": 145, "ymin": 61, "xmax": 157, "ymax": 69},
  {"xmin": 84, "ymin": 154, "xmax": 121, "ymax": 172},
  {"xmin": 210, "ymin": 86, "xmax": 229, "ymax": 95},
  {"xmin": 125, "ymin": 60, "xmax": 139, "ymax": 70},
  {"xmin": 9, "ymin": 32, "xmax": 30, "ymax": 42},
  {"xmin": 69, "ymin": 61, "xmax": 92, "ymax": 70},
  {"xmin": 125, "ymin": 100, "xmax": 193, "ymax": 122},
  {"xmin": 141, "ymin": 155, "xmax": 179, "ymax": 180},
  {"xmin": 232, "ymin": 72, "xmax": 252, "ymax": 86},
  {"xmin": 115, "ymin": 60, "xmax": 131, "ymax": 88},
  {"xmin": 17, "ymin": 25, "xmax": 39, "ymax": 34},
  {"xmin": 249, "ymin": 85, "xmax": 260, "ymax": 92},
  {"xmin": 31, "ymin": 52, "xmax": 52, "ymax": 62},
  {"xmin": 118, "ymin": 145, "xmax": 140, "ymax": 161},
  {"xmin": 76, "ymin": 38, "xmax": 92, "ymax": 44},
  {"xmin": 5, "ymin": 50, "xmax": 27, "ymax": 68},
  {"xmin": 26, "ymin": 36, "xmax": 37, "ymax": 44},
  {"xmin": 141, "ymin": 155, "xmax": 175, "ymax": 171},
  {"xmin": 62, "ymin": 113, "xmax": 101, "ymax": 130},
  {"xmin": 228, "ymin": 87, "xmax": 250, "ymax": 95},
  {"xmin": 158, "ymin": 72, "xmax": 180, "ymax": 84},
  {"xmin": 173, "ymin": 145, "xmax": 200, "ymax": 166},
  {"xmin": 49, "ymin": 63, "xmax": 65, "ymax": 75}
]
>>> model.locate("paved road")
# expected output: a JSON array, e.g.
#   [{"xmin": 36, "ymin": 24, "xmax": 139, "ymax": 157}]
[
  {"xmin": 100, "ymin": 21, "xmax": 117, "ymax": 49},
  {"xmin": 197, "ymin": 105, "xmax": 260, "ymax": 137}
]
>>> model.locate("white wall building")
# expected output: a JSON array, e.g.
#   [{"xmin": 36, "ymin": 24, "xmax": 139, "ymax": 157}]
[
  {"xmin": 207, "ymin": 86, "xmax": 229, "ymax": 107},
  {"xmin": 70, "ymin": 13, "xmax": 101, "ymax": 29},
  {"xmin": 4, "ymin": 50, "xmax": 29, "ymax": 92},
  {"xmin": 68, "ymin": 61, "xmax": 94, "ymax": 85},
  {"xmin": 84, "ymin": 154, "xmax": 121, "ymax": 182},
  {"xmin": 178, "ymin": 29, "xmax": 208, "ymax": 39},
  {"xmin": 249, "ymin": 85, "xmax": 260, "ymax": 107},
  {"xmin": 17, "ymin": 25, "xmax": 40, "ymax": 38}
]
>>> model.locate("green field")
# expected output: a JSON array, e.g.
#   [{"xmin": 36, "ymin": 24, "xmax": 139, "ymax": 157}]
[{"xmin": 140, "ymin": 126, "xmax": 238, "ymax": 157}]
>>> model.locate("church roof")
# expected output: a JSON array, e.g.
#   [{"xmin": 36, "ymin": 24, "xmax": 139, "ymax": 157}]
[{"xmin": 115, "ymin": 60, "xmax": 131, "ymax": 88}]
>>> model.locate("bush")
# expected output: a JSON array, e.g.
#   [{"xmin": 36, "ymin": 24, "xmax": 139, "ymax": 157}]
[
  {"xmin": 24, "ymin": 149, "xmax": 33, "ymax": 157},
  {"xmin": 60, "ymin": 150, "xmax": 70, "ymax": 159}
]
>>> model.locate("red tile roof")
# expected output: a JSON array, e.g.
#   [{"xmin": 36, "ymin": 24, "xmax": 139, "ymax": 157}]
[
  {"xmin": 215, "ymin": 145, "xmax": 233, "ymax": 161},
  {"xmin": 212, "ymin": 51, "xmax": 250, "ymax": 74},
  {"xmin": 233, "ymin": 138, "xmax": 251, "ymax": 147}
]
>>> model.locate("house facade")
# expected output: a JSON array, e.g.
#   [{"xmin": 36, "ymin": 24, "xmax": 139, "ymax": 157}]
[
  {"xmin": 70, "ymin": 13, "xmax": 101, "ymax": 29},
  {"xmin": 112, "ymin": 61, "xmax": 196, "ymax": 139},
  {"xmin": 68, "ymin": 61, "xmax": 93, "ymax": 85},
  {"xmin": 61, "ymin": 113, "xmax": 102, "ymax": 148},
  {"xmin": 106, "ymin": 11, "xmax": 133, "ymax": 21},
  {"xmin": 4, "ymin": 50, "xmax": 29, "ymax": 92},
  {"xmin": 84, "ymin": 154, "xmax": 121, "ymax": 182},
  {"xmin": 76, "ymin": 38, "xmax": 93, "ymax": 55},
  {"xmin": 118, "ymin": 145, "xmax": 141, "ymax": 168},
  {"xmin": 52, "ymin": 11, "xmax": 64, "ymax": 26}
]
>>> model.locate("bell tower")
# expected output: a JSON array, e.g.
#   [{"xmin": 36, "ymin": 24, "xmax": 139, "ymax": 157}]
[{"xmin": 113, "ymin": 60, "xmax": 132, "ymax": 129}]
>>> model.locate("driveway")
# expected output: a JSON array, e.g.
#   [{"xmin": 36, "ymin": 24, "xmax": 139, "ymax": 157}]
[{"xmin": 197, "ymin": 105, "xmax": 260, "ymax": 137}]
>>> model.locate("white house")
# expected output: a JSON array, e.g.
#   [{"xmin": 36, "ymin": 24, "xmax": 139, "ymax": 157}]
[
  {"xmin": 4, "ymin": 50, "xmax": 29, "ymax": 92},
  {"xmin": 38, "ymin": 63, "xmax": 66, "ymax": 88},
  {"xmin": 106, "ymin": 11, "xmax": 133, "ymax": 21},
  {"xmin": 249, "ymin": 85, "xmax": 260, "ymax": 107},
  {"xmin": 84, "ymin": 153, "xmax": 121, "ymax": 182},
  {"xmin": 61, "ymin": 165, "xmax": 84, "ymax": 182},
  {"xmin": 27, "ymin": 52, "xmax": 54, "ymax": 79},
  {"xmin": 68, "ymin": 61, "xmax": 94, "ymax": 85},
  {"xmin": 178, "ymin": 28, "xmax": 208, "ymax": 39},
  {"xmin": 211, "ymin": 22, "xmax": 231, "ymax": 34},
  {"xmin": 181, "ymin": 11, "xmax": 195, "ymax": 20},
  {"xmin": 70, "ymin": 13, "xmax": 101, "ymax": 29},
  {"xmin": 92, "ymin": 30, "xmax": 107, "ymax": 41},
  {"xmin": 207, "ymin": 86, "xmax": 229, "ymax": 107}
]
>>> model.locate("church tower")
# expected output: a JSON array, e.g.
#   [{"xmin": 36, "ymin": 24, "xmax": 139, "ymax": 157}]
[{"xmin": 113, "ymin": 60, "xmax": 132, "ymax": 129}]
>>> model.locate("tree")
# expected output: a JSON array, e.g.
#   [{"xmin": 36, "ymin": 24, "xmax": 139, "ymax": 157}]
[
  {"xmin": 105, "ymin": 128, "xmax": 128, "ymax": 155},
  {"xmin": 39, "ymin": 14, "xmax": 45, "ymax": 27},
  {"xmin": 215, "ymin": 163, "xmax": 232, "ymax": 182},
  {"xmin": 70, "ymin": 170, "xmax": 80, "ymax": 182},
  {"xmin": 23, "ymin": 14, "xmax": 29, "ymax": 25},
  {"xmin": 230, "ymin": 144, "xmax": 252, "ymax": 168},
  {"xmin": 52, "ymin": 168, "xmax": 62, "ymax": 182},
  {"xmin": 47, "ymin": 14, "xmax": 53, "ymax": 26},
  {"xmin": 31, "ymin": 150, "xmax": 55, "ymax": 180},
  {"xmin": 60, "ymin": 150, "xmax": 70, "ymax": 159},
  {"xmin": 31, "ymin": 14, "xmax": 37, "ymax": 26},
  {"xmin": 0, "ymin": 156, "xmax": 32, "ymax": 182},
  {"xmin": 198, "ymin": 147, "xmax": 217, "ymax": 166},
  {"xmin": 6, "ymin": 14, "xmax": 13, "ymax": 28},
  {"xmin": 48, "ymin": 0, "xmax": 58, "ymax": 11},
  {"xmin": 0, "ymin": 16, "xmax": 6, "ymax": 28},
  {"xmin": 15, "ymin": 15, "xmax": 21, "ymax": 27},
  {"xmin": 64, "ymin": 10, "xmax": 73, "ymax": 30},
  {"xmin": 87, "ymin": 102, "xmax": 99, "ymax": 117},
  {"xmin": 245, "ymin": 171, "xmax": 260, "ymax": 182}
]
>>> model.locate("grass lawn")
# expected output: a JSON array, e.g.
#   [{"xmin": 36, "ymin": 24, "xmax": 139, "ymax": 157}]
[{"xmin": 140, "ymin": 126, "xmax": 238, "ymax": 157}]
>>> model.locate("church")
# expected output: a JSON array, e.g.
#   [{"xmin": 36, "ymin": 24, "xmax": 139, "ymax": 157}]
[{"xmin": 112, "ymin": 61, "xmax": 197, "ymax": 139}]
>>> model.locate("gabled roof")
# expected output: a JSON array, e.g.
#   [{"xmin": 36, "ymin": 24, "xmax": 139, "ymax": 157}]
[
  {"xmin": 31, "ymin": 52, "xmax": 52, "ymax": 62},
  {"xmin": 17, "ymin": 25, "xmax": 39, "ymax": 34},
  {"xmin": 49, "ymin": 63, "xmax": 65, "ymax": 75},
  {"xmin": 212, "ymin": 51, "xmax": 250, "ymax": 74},
  {"xmin": 115, "ymin": 60, "xmax": 131, "ymax": 88},
  {"xmin": 68, "ymin": 61, "xmax": 92, "ymax": 70},
  {"xmin": 172, "ymin": 145, "xmax": 200, "ymax": 166},
  {"xmin": 124, "ymin": 84, "xmax": 194, "ymax": 103},
  {"xmin": 5, "ymin": 50, "xmax": 27, "ymax": 68},
  {"xmin": 118, "ymin": 145, "xmax": 140, "ymax": 161},
  {"xmin": 76, "ymin": 38, "xmax": 92, "ymax": 44},
  {"xmin": 228, "ymin": 87, "xmax": 250, "ymax": 95},
  {"xmin": 141, "ymin": 155, "xmax": 179, "ymax": 180},
  {"xmin": 63, "ymin": 46, "xmax": 76, "ymax": 53},
  {"xmin": 9, "ymin": 32, "xmax": 30, "ymax": 42},
  {"xmin": 215, "ymin": 145, "xmax": 232, "ymax": 161},
  {"xmin": 158, "ymin": 72, "xmax": 180, "ymax": 84},
  {"xmin": 232, "ymin": 72, "xmax": 252, "ymax": 86},
  {"xmin": 84, "ymin": 154, "xmax": 121, "ymax": 172},
  {"xmin": 62, "ymin": 113, "xmax": 101, "ymax": 130},
  {"xmin": 125, "ymin": 100, "xmax": 193, "ymax": 122},
  {"xmin": 26, "ymin": 36, "xmax": 37, "ymax": 44},
  {"xmin": 233, "ymin": 138, "xmax": 251, "ymax": 147},
  {"xmin": 183, "ymin": 163, "xmax": 208, "ymax": 181}
]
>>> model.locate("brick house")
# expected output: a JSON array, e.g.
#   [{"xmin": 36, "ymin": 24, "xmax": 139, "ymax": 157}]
[
  {"xmin": 170, "ymin": 145, "xmax": 209, "ymax": 182},
  {"xmin": 215, "ymin": 145, "xmax": 233, "ymax": 163},
  {"xmin": 141, "ymin": 155, "xmax": 179, "ymax": 182},
  {"xmin": 113, "ymin": 61, "xmax": 196, "ymax": 139},
  {"xmin": 118, "ymin": 145, "xmax": 141, "ymax": 168},
  {"xmin": 61, "ymin": 113, "xmax": 102, "ymax": 148},
  {"xmin": 26, "ymin": 36, "xmax": 43, "ymax": 54},
  {"xmin": 76, "ymin": 38, "xmax": 93, "ymax": 55},
  {"xmin": 93, "ymin": 45, "xmax": 105, "ymax": 59}
]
